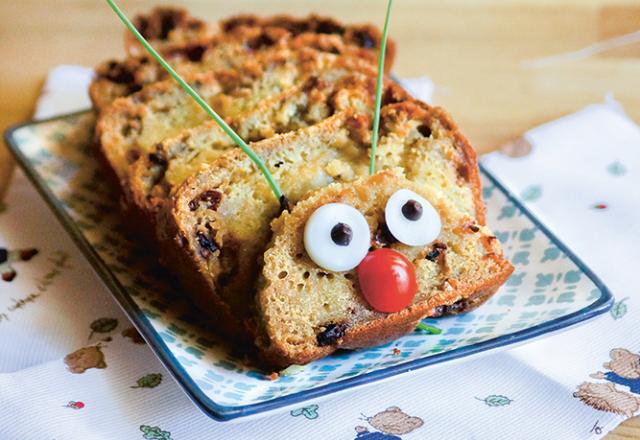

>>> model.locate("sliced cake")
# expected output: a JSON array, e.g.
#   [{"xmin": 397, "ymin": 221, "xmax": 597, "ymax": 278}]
[
  {"xmin": 126, "ymin": 70, "xmax": 407, "ymax": 228},
  {"xmin": 96, "ymin": 48, "xmax": 384, "ymax": 185},
  {"xmin": 94, "ymin": 5, "xmax": 513, "ymax": 371}
]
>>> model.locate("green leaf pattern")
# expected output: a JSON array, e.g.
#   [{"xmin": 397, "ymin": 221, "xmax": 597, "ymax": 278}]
[
  {"xmin": 140, "ymin": 425, "xmax": 173, "ymax": 440},
  {"xmin": 89, "ymin": 317, "xmax": 118, "ymax": 339},
  {"xmin": 290, "ymin": 404, "xmax": 319, "ymax": 419},
  {"xmin": 521, "ymin": 185, "xmax": 542, "ymax": 202},
  {"xmin": 476, "ymin": 395, "xmax": 514, "ymax": 407},
  {"xmin": 606, "ymin": 161, "xmax": 627, "ymax": 176},
  {"xmin": 610, "ymin": 297, "xmax": 629, "ymax": 320},
  {"xmin": 132, "ymin": 373, "xmax": 163, "ymax": 389}
]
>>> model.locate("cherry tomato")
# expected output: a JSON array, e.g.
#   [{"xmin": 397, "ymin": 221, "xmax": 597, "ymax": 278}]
[{"xmin": 357, "ymin": 248, "xmax": 418, "ymax": 313}]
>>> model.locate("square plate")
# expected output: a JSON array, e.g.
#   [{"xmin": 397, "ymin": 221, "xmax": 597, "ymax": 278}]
[{"xmin": 5, "ymin": 111, "xmax": 612, "ymax": 421}]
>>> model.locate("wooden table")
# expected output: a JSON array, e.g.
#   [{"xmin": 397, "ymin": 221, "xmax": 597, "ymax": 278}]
[{"xmin": 0, "ymin": 1, "xmax": 638, "ymax": 437}]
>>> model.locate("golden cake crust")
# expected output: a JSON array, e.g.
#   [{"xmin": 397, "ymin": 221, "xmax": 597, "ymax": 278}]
[{"xmin": 220, "ymin": 13, "xmax": 396, "ymax": 71}]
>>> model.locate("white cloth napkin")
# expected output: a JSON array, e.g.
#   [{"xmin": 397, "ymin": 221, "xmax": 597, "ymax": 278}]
[
  {"xmin": 1, "ymin": 66, "xmax": 639, "ymax": 440},
  {"xmin": 34, "ymin": 65, "xmax": 95, "ymax": 120}
]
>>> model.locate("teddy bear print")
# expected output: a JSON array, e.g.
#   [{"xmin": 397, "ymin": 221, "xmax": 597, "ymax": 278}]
[
  {"xmin": 0, "ymin": 247, "xmax": 38, "ymax": 281},
  {"xmin": 574, "ymin": 348, "xmax": 640, "ymax": 417},
  {"xmin": 64, "ymin": 344, "xmax": 107, "ymax": 374},
  {"xmin": 355, "ymin": 406, "xmax": 424, "ymax": 439},
  {"xmin": 593, "ymin": 348, "xmax": 640, "ymax": 393},
  {"xmin": 574, "ymin": 382, "xmax": 640, "ymax": 418}
]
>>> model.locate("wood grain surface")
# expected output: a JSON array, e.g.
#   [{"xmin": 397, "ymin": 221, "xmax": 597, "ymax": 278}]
[{"xmin": 0, "ymin": 1, "xmax": 638, "ymax": 437}]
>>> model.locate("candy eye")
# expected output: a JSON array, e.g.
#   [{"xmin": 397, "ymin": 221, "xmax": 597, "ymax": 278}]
[
  {"xmin": 304, "ymin": 203, "xmax": 371, "ymax": 272},
  {"xmin": 384, "ymin": 189, "xmax": 441, "ymax": 246}
]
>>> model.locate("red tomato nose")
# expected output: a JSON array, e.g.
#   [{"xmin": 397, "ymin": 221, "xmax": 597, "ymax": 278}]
[{"xmin": 356, "ymin": 248, "xmax": 418, "ymax": 313}]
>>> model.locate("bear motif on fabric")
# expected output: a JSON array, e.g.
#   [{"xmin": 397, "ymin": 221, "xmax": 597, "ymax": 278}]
[
  {"xmin": 354, "ymin": 406, "xmax": 424, "ymax": 439},
  {"xmin": 574, "ymin": 348, "xmax": 640, "ymax": 417}
]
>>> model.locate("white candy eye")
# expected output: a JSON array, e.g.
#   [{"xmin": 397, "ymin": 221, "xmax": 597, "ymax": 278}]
[
  {"xmin": 385, "ymin": 189, "xmax": 441, "ymax": 246},
  {"xmin": 304, "ymin": 203, "xmax": 371, "ymax": 272}
]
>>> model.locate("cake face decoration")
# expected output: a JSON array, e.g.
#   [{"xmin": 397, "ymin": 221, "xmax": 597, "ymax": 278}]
[
  {"xmin": 291, "ymin": 0, "xmax": 436, "ymax": 314},
  {"xmin": 357, "ymin": 247, "xmax": 418, "ymax": 313},
  {"xmin": 302, "ymin": 187, "xmax": 441, "ymax": 313},
  {"xmin": 303, "ymin": 203, "xmax": 371, "ymax": 272},
  {"xmin": 384, "ymin": 188, "xmax": 442, "ymax": 246}
]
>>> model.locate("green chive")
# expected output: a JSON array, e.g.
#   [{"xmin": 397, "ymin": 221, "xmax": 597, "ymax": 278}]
[
  {"xmin": 280, "ymin": 364, "xmax": 306, "ymax": 376},
  {"xmin": 369, "ymin": 0, "xmax": 394, "ymax": 176},
  {"xmin": 416, "ymin": 322, "xmax": 442, "ymax": 334},
  {"xmin": 105, "ymin": 0, "xmax": 284, "ymax": 202}
]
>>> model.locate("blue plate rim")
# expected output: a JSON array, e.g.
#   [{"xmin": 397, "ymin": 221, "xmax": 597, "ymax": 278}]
[{"xmin": 4, "ymin": 110, "xmax": 614, "ymax": 421}]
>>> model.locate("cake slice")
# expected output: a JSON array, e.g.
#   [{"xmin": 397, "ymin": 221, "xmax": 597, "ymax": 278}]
[
  {"xmin": 256, "ymin": 169, "xmax": 513, "ymax": 367},
  {"xmin": 95, "ymin": 72, "xmax": 221, "ymax": 185},
  {"xmin": 96, "ymin": 48, "xmax": 384, "ymax": 185},
  {"xmin": 124, "ymin": 8, "xmax": 396, "ymax": 65},
  {"xmin": 161, "ymin": 112, "xmax": 368, "ymax": 339},
  {"xmin": 163, "ymin": 99, "xmax": 487, "ymax": 341},
  {"xmin": 91, "ymin": 16, "xmax": 394, "ymax": 113},
  {"xmin": 220, "ymin": 14, "xmax": 396, "ymax": 72},
  {"xmin": 90, "ymin": 43, "xmax": 211, "ymax": 113}
]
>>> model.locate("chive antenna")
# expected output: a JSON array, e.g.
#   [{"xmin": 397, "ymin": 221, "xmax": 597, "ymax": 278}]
[
  {"xmin": 105, "ymin": 0, "xmax": 285, "ymax": 202},
  {"xmin": 416, "ymin": 322, "xmax": 442, "ymax": 334},
  {"xmin": 369, "ymin": 0, "xmax": 394, "ymax": 176}
]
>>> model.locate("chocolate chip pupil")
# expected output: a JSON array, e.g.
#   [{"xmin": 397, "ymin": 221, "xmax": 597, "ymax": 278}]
[
  {"xmin": 402, "ymin": 199, "xmax": 423, "ymax": 221},
  {"xmin": 331, "ymin": 222, "xmax": 353, "ymax": 246}
]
